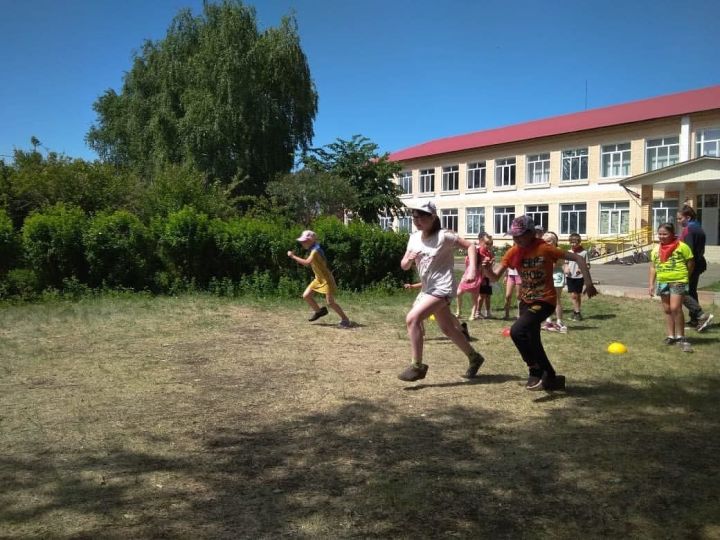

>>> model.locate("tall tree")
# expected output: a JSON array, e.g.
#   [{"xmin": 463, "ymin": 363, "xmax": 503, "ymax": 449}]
[
  {"xmin": 303, "ymin": 135, "xmax": 403, "ymax": 223},
  {"xmin": 86, "ymin": 1, "xmax": 318, "ymax": 195}
]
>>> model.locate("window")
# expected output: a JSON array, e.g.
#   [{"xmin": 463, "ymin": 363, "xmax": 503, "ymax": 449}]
[
  {"xmin": 599, "ymin": 201, "xmax": 630, "ymax": 235},
  {"xmin": 379, "ymin": 213, "xmax": 393, "ymax": 231},
  {"xmin": 652, "ymin": 200, "xmax": 678, "ymax": 231},
  {"xmin": 526, "ymin": 153, "xmax": 550, "ymax": 184},
  {"xmin": 398, "ymin": 216, "xmax": 412, "ymax": 233},
  {"xmin": 562, "ymin": 148, "xmax": 588, "ymax": 181},
  {"xmin": 696, "ymin": 128, "xmax": 720, "ymax": 157},
  {"xmin": 525, "ymin": 204, "xmax": 549, "ymax": 231},
  {"xmin": 466, "ymin": 207, "xmax": 485, "ymax": 235},
  {"xmin": 399, "ymin": 171, "xmax": 412, "ymax": 194},
  {"xmin": 495, "ymin": 157, "xmax": 516, "ymax": 187},
  {"xmin": 442, "ymin": 165, "xmax": 459, "ymax": 192},
  {"xmin": 494, "ymin": 206, "xmax": 515, "ymax": 235},
  {"xmin": 601, "ymin": 143, "xmax": 631, "ymax": 177},
  {"xmin": 419, "ymin": 169, "xmax": 435, "ymax": 193},
  {"xmin": 442, "ymin": 208, "xmax": 458, "ymax": 232},
  {"xmin": 646, "ymin": 136, "xmax": 679, "ymax": 171},
  {"xmin": 560, "ymin": 203, "xmax": 586, "ymax": 235},
  {"xmin": 467, "ymin": 161, "xmax": 486, "ymax": 190}
]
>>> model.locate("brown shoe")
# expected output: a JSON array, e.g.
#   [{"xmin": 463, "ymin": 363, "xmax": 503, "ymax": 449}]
[
  {"xmin": 461, "ymin": 352, "xmax": 484, "ymax": 379},
  {"xmin": 398, "ymin": 364, "xmax": 428, "ymax": 382}
]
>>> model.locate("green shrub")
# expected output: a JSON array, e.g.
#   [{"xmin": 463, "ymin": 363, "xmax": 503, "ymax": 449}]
[
  {"xmin": 0, "ymin": 208, "xmax": 19, "ymax": 275},
  {"xmin": 0, "ymin": 268, "xmax": 40, "ymax": 300},
  {"xmin": 22, "ymin": 204, "xmax": 88, "ymax": 288},
  {"xmin": 156, "ymin": 206, "xmax": 217, "ymax": 286},
  {"xmin": 84, "ymin": 210, "xmax": 154, "ymax": 289}
]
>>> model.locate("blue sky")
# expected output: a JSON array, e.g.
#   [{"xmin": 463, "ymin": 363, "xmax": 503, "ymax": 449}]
[{"xmin": 1, "ymin": 0, "xmax": 718, "ymax": 163}]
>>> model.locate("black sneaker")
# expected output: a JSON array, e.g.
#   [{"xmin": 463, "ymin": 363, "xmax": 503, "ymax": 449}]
[
  {"xmin": 308, "ymin": 306, "xmax": 328, "ymax": 321},
  {"xmin": 663, "ymin": 336, "xmax": 677, "ymax": 345},
  {"xmin": 696, "ymin": 313, "xmax": 714, "ymax": 332},
  {"xmin": 398, "ymin": 363, "xmax": 428, "ymax": 382},
  {"xmin": 461, "ymin": 352, "xmax": 485, "ymax": 379},
  {"xmin": 575, "ymin": 312, "xmax": 583, "ymax": 321},
  {"xmin": 460, "ymin": 322, "xmax": 470, "ymax": 341},
  {"xmin": 525, "ymin": 375, "xmax": 542, "ymax": 389},
  {"xmin": 527, "ymin": 372, "xmax": 566, "ymax": 391}
]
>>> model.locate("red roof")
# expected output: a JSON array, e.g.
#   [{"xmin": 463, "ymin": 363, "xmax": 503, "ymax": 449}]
[{"xmin": 389, "ymin": 85, "xmax": 720, "ymax": 162}]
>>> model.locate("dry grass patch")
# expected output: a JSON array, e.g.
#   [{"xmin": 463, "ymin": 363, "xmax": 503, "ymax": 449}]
[{"xmin": 1, "ymin": 293, "xmax": 719, "ymax": 538}]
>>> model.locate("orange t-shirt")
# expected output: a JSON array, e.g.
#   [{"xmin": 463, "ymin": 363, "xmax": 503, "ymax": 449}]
[{"xmin": 501, "ymin": 242, "xmax": 565, "ymax": 305}]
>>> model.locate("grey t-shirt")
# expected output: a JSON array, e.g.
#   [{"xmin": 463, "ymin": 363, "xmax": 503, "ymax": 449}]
[{"xmin": 407, "ymin": 229, "xmax": 459, "ymax": 298}]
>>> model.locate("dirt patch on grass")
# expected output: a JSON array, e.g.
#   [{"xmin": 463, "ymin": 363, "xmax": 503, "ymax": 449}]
[{"xmin": 1, "ymin": 295, "xmax": 719, "ymax": 538}]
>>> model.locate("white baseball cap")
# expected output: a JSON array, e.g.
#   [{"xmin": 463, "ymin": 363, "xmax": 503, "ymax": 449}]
[{"xmin": 405, "ymin": 200, "xmax": 437, "ymax": 215}]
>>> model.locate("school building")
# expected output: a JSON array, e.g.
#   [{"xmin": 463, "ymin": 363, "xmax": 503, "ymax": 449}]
[{"xmin": 385, "ymin": 85, "xmax": 720, "ymax": 250}]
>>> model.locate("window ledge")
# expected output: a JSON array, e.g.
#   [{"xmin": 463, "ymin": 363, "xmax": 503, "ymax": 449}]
[
  {"xmin": 598, "ymin": 177, "xmax": 626, "ymax": 184},
  {"xmin": 524, "ymin": 183, "xmax": 550, "ymax": 190},
  {"xmin": 493, "ymin": 185, "xmax": 517, "ymax": 192},
  {"xmin": 559, "ymin": 180, "xmax": 590, "ymax": 187},
  {"xmin": 466, "ymin": 188, "xmax": 487, "ymax": 194},
  {"xmin": 440, "ymin": 191, "xmax": 460, "ymax": 196},
  {"xmin": 399, "ymin": 194, "xmax": 413, "ymax": 198}
]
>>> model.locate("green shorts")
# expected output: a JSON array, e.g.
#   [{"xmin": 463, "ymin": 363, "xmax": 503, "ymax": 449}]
[{"xmin": 655, "ymin": 282, "xmax": 688, "ymax": 296}]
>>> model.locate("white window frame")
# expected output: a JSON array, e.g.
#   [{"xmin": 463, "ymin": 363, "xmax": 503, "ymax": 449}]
[
  {"xmin": 526, "ymin": 153, "xmax": 550, "ymax": 185},
  {"xmin": 398, "ymin": 216, "xmax": 412, "ymax": 233},
  {"xmin": 652, "ymin": 200, "xmax": 678, "ymax": 231},
  {"xmin": 495, "ymin": 157, "xmax": 516, "ymax": 187},
  {"xmin": 599, "ymin": 201, "xmax": 630, "ymax": 235},
  {"xmin": 494, "ymin": 206, "xmax": 515, "ymax": 235},
  {"xmin": 467, "ymin": 161, "xmax": 486, "ymax": 190},
  {"xmin": 560, "ymin": 203, "xmax": 587, "ymax": 235},
  {"xmin": 561, "ymin": 148, "xmax": 588, "ymax": 181},
  {"xmin": 601, "ymin": 143, "xmax": 631, "ymax": 178},
  {"xmin": 646, "ymin": 136, "xmax": 679, "ymax": 171},
  {"xmin": 525, "ymin": 204, "xmax": 549, "ymax": 231},
  {"xmin": 696, "ymin": 128, "xmax": 720, "ymax": 158},
  {"xmin": 441, "ymin": 208, "xmax": 458, "ymax": 232},
  {"xmin": 466, "ymin": 207, "xmax": 485, "ymax": 235},
  {"xmin": 379, "ymin": 213, "xmax": 393, "ymax": 231},
  {"xmin": 442, "ymin": 165, "xmax": 459, "ymax": 192},
  {"xmin": 419, "ymin": 168, "xmax": 435, "ymax": 193},
  {"xmin": 399, "ymin": 171, "xmax": 412, "ymax": 195}
]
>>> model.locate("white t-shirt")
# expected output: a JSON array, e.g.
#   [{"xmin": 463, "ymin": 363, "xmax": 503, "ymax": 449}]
[
  {"xmin": 566, "ymin": 249, "xmax": 588, "ymax": 278},
  {"xmin": 407, "ymin": 229, "xmax": 459, "ymax": 298}
]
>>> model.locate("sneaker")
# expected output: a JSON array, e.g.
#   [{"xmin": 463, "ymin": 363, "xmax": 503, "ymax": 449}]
[
  {"xmin": 461, "ymin": 352, "xmax": 485, "ymax": 379},
  {"xmin": 541, "ymin": 321, "xmax": 554, "ymax": 331},
  {"xmin": 696, "ymin": 313, "xmax": 714, "ymax": 332},
  {"xmin": 308, "ymin": 306, "xmax": 328, "ymax": 322},
  {"xmin": 398, "ymin": 363, "xmax": 428, "ymax": 382},
  {"xmin": 338, "ymin": 320, "xmax": 352, "ymax": 329},
  {"xmin": 677, "ymin": 338, "xmax": 693, "ymax": 353},
  {"xmin": 546, "ymin": 322, "xmax": 559, "ymax": 332},
  {"xmin": 460, "ymin": 322, "xmax": 470, "ymax": 341},
  {"xmin": 525, "ymin": 375, "xmax": 542, "ymax": 389},
  {"xmin": 663, "ymin": 336, "xmax": 677, "ymax": 345},
  {"xmin": 556, "ymin": 323, "xmax": 568, "ymax": 334}
]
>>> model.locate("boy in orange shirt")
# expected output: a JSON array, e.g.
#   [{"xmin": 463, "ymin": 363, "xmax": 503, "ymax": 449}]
[{"xmin": 482, "ymin": 216, "xmax": 597, "ymax": 391}]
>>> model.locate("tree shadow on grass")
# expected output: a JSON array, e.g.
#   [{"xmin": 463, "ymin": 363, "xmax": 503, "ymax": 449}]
[{"xmin": 2, "ymin": 376, "xmax": 720, "ymax": 538}]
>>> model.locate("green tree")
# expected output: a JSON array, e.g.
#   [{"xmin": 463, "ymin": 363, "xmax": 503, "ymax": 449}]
[
  {"xmin": 303, "ymin": 135, "xmax": 403, "ymax": 223},
  {"xmin": 266, "ymin": 169, "xmax": 357, "ymax": 225},
  {"xmin": 86, "ymin": 1, "xmax": 318, "ymax": 195}
]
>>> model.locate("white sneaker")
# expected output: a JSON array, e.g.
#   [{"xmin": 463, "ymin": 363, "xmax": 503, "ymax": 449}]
[
  {"xmin": 677, "ymin": 339, "xmax": 693, "ymax": 353},
  {"xmin": 556, "ymin": 323, "xmax": 568, "ymax": 334},
  {"xmin": 697, "ymin": 313, "xmax": 714, "ymax": 332}
]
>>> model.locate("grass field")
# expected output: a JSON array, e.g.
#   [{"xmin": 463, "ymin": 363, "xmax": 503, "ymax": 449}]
[{"xmin": 1, "ymin": 292, "xmax": 719, "ymax": 539}]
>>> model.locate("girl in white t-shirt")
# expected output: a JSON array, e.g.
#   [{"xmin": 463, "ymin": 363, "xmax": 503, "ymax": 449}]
[{"xmin": 398, "ymin": 201, "xmax": 486, "ymax": 382}]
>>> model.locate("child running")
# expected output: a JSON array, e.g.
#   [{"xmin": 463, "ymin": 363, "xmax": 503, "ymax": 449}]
[
  {"xmin": 455, "ymin": 240, "xmax": 483, "ymax": 320},
  {"xmin": 398, "ymin": 200, "xmax": 486, "ymax": 382},
  {"xmin": 407, "ymin": 282, "xmax": 470, "ymax": 340},
  {"xmin": 541, "ymin": 231, "xmax": 567, "ymax": 333},
  {"xmin": 566, "ymin": 233, "xmax": 590, "ymax": 321},
  {"xmin": 482, "ymin": 215, "xmax": 597, "ymax": 391},
  {"xmin": 475, "ymin": 233, "xmax": 495, "ymax": 319},
  {"xmin": 288, "ymin": 230, "xmax": 351, "ymax": 329},
  {"xmin": 649, "ymin": 222, "xmax": 694, "ymax": 352}
]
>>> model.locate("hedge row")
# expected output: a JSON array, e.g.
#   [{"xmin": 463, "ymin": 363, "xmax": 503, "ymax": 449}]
[{"xmin": 0, "ymin": 205, "xmax": 412, "ymax": 299}]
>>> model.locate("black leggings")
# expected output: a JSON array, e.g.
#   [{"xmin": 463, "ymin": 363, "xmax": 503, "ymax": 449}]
[{"xmin": 510, "ymin": 301, "xmax": 556, "ymax": 376}]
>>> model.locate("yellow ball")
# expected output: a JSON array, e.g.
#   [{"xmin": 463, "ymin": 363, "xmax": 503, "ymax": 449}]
[
  {"xmin": 429, "ymin": 314, "xmax": 436, "ymax": 321},
  {"xmin": 607, "ymin": 342, "xmax": 627, "ymax": 354}
]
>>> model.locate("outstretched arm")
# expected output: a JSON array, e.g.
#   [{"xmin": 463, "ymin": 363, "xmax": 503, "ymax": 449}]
[
  {"xmin": 287, "ymin": 251, "xmax": 312, "ymax": 267},
  {"xmin": 457, "ymin": 237, "xmax": 477, "ymax": 282}
]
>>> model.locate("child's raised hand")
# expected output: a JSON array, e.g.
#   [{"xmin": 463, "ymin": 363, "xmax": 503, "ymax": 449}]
[{"xmin": 287, "ymin": 250, "xmax": 294, "ymax": 258}]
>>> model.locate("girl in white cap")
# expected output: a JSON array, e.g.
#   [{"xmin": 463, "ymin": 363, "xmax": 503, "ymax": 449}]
[
  {"xmin": 399, "ymin": 200, "xmax": 486, "ymax": 382},
  {"xmin": 288, "ymin": 230, "xmax": 351, "ymax": 328}
]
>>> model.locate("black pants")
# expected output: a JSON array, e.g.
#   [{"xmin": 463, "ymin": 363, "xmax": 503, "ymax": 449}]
[
  {"xmin": 683, "ymin": 267, "xmax": 704, "ymax": 321},
  {"xmin": 511, "ymin": 301, "xmax": 556, "ymax": 376}
]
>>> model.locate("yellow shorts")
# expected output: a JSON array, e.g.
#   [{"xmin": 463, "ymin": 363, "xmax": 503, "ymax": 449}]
[{"xmin": 309, "ymin": 278, "xmax": 336, "ymax": 295}]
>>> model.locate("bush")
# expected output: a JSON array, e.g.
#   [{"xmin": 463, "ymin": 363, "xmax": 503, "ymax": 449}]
[
  {"xmin": 83, "ymin": 210, "xmax": 155, "ymax": 289},
  {"xmin": 22, "ymin": 204, "xmax": 88, "ymax": 288},
  {"xmin": 156, "ymin": 206, "xmax": 217, "ymax": 286},
  {"xmin": 0, "ymin": 268, "xmax": 40, "ymax": 300},
  {"xmin": 0, "ymin": 208, "xmax": 19, "ymax": 276}
]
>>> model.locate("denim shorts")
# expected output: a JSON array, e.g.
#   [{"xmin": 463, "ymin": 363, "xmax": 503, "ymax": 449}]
[{"xmin": 655, "ymin": 282, "xmax": 688, "ymax": 296}]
